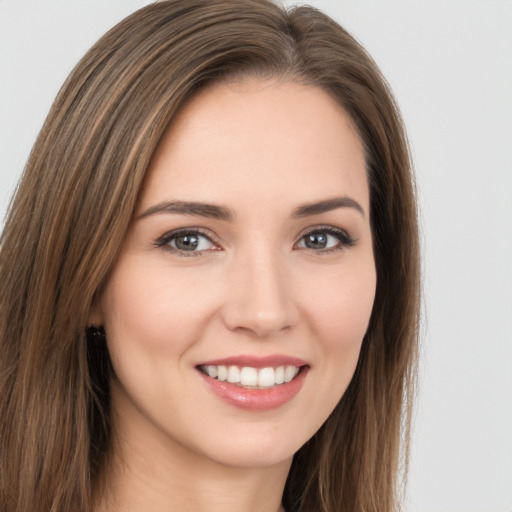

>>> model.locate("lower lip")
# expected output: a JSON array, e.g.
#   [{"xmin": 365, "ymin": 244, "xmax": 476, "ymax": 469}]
[{"xmin": 198, "ymin": 367, "xmax": 308, "ymax": 411}]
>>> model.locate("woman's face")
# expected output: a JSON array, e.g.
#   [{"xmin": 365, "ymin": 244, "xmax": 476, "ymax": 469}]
[{"xmin": 98, "ymin": 80, "xmax": 376, "ymax": 469}]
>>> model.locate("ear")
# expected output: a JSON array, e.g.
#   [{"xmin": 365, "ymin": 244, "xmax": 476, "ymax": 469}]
[{"xmin": 87, "ymin": 299, "xmax": 105, "ymax": 328}]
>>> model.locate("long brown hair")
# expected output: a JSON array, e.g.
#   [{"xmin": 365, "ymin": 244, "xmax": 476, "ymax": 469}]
[{"xmin": 0, "ymin": 1, "xmax": 420, "ymax": 511}]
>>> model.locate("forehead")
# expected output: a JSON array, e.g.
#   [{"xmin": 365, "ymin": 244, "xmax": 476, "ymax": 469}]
[{"xmin": 139, "ymin": 80, "xmax": 369, "ymax": 216}]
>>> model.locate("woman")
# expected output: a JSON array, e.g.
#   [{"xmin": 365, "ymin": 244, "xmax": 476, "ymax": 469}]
[{"xmin": 0, "ymin": 1, "xmax": 420, "ymax": 511}]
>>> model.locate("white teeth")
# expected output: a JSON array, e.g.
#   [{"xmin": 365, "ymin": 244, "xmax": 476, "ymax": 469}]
[
  {"xmin": 258, "ymin": 367, "xmax": 275, "ymax": 387},
  {"xmin": 217, "ymin": 365, "xmax": 227, "ymax": 381},
  {"xmin": 201, "ymin": 364, "xmax": 302, "ymax": 387},
  {"xmin": 240, "ymin": 367, "xmax": 258, "ymax": 386},
  {"xmin": 284, "ymin": 365, "xmax": 299, "ymax": 383},
  {"xmin": 227, "ymin": 365, "xmax": 241, "ymax": 383}
]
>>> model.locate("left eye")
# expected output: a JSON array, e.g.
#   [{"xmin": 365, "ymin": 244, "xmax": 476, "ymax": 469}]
[
  {"xmin": 158, "ymin": 230, "xmax": 217, "ymax": 253},
  {"xmin": 296, "ymin": 228, "xmax": 354, "ymax": 251}
]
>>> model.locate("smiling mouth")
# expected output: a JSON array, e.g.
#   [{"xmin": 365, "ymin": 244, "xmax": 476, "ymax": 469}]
[{"xmin": 198, "ymin": 364, "xmax": 302, "ymax": 389}]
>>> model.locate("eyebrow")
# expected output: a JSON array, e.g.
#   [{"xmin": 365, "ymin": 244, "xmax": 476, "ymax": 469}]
[
  {"xmin": 138, "ymin": 201, "xmax": 234, "ymax": 221},
  {"xmin": 138, "ymin": 195, "xmax": 365, "ymax": 222},
  {"xmin": 292, "ymin": 196, "xmax": 365, "ymax": 218}
]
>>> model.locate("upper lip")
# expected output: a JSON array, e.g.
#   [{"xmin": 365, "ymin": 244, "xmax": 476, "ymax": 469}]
[{"xmin": 196, "ymin": 354, "xmax": 309, "ymax": 369}]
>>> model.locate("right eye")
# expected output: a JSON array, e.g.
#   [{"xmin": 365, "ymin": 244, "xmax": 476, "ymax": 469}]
[
  {"xmin": 294, "ymin": 226, "xmax": 356, "ymax": 253},
  {"xmin": 156, "ymin": 229, "xmax": 219, "ymax": 256}
]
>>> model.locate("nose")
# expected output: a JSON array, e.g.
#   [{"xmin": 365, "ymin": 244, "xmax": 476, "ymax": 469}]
[{"xmin": 220, "ymin": 246, "xmax": 299, "ymax": 339}]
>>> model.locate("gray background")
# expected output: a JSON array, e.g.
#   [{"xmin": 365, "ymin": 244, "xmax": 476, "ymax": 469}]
[{"xmin": 1, "ymin": 1, "xmax": 511, "ymax": 510}]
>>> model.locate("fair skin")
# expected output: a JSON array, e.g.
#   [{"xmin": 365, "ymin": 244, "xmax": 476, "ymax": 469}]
[{"xmin": 94, "ymin": 79, "xmax": 376, "ymax": 512}]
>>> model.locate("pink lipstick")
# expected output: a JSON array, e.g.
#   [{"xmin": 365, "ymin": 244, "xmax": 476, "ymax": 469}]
[{"xmin": 196, "ymin": 355, "xmax": 309, "ymax": 411}]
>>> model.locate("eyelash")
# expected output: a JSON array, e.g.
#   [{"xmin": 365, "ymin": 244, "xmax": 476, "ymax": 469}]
[{"xmin": 155, "ymin": 225, "xmax": 356, "ymax": 257}]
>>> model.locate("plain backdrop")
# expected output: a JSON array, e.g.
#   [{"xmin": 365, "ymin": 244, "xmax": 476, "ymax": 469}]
[{"xmin": 1, "ymin": 1, "xmax": 511, "ymax": 511}]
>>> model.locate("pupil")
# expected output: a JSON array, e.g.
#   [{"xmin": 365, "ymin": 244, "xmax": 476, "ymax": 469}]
[
  {"xmin": 305, "ymin": 233, "xmax": 327, "ymax": 249},
  {"xmin": 175, "ymin": 234, "xmax": 199, "ymax": 251}
]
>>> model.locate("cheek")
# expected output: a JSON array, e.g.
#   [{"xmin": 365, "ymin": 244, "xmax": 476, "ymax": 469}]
[
  {"xmin": 302, "ymin": 258, "xmax": 376, "ymax": 395},
  {"xmin": 99, "ymin": 259, "xmax": 217, "ymax": 416},
  {"xmin": 101, "ymin": 258, "xmax": 220, "ymax": 359},
  {"xmin": 286, "ymin": 258, "xmax": 376, "ymax": 441},
  {"xmin": 305, "ymin": 260, "xmax": 376, "ymax": 345}
]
